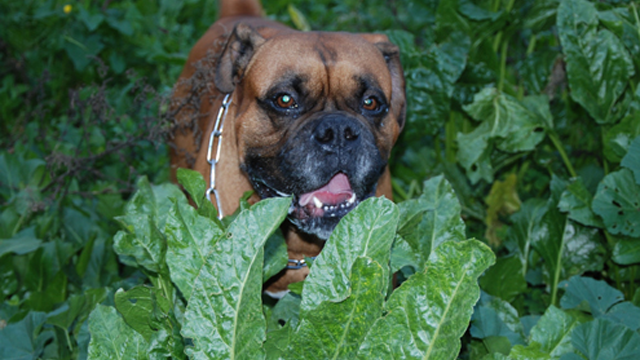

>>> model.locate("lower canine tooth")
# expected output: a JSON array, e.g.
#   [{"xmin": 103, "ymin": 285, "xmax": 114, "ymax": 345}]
[
  {"xmin": 348, "ymin": 193, "xmax": 356, "ymax": 204},
  {"xmin": 313, "ymin": 197, "xmax": 323, "ymax": 208}
]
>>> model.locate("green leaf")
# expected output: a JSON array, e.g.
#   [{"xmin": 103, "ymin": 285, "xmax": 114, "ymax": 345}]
[
  {"xmin": 592, "ymin": 168, "xmax": 640, "ymax": 237},
  {"xmin": 113, "ymin": 213, "xmax": 167, "ymax": 274},
  {"xmin": 458, "ymin": 88, "xmax": 548, "ymax": 183},
  {"xmin": 557, "ymin": 0, "xmax": 635, "ymax": 124},
  {"xmin": 508, "ymin": 198, "xmax": 547, "ymax": 278},
  {"xmin": 267, "ymin": 292, "xmax": 301, "ymax": 332},
  {"xmin": 570, "ymin": 318, "xmax": 640, "ymax": 360},
  {"xmin": 356, "ymin": 240, "xmax": 495, "ymax": 359},
  {"xmin": 470, "ymin": 295, "xmax": 525, "ymax": 346},
  {"xmin": 78, "ymin": 7, "xmax": 104, "ymax": 31},
  {"xmin": 263, "ymin": 231, "xmax": 288, "ymax": 283},
  {"xmin": 0, "ymin": 228, "xmax": 41, "ymax": 257},
  {"xmin": 612, "ymin": 237, "xmax": 640, "ymax": 265},
  {"xmin": 301, "ymin": 197, "xmax": 398, "ymax": 311},
  {"xmin": 507, "ymin": 342, "xmax": 552, "ymax": 360},
  {"xmin": 113, "ymin": 177, "xmax": 186, "ymax": 274},
  {"xmin": 479, "ymin": 256, "xmax": 527, "ymax": 302},
  {"xmin": 532, "ymin": 209, "xmax": 606, "ymax": 304},
  {"xmin": 48, "ymin": 288, "xmax": 107, "ymax": 332},
  {"xmin": 400, "ymin": 29, "xmax": 470, "ymax": 136},
  {"xmin": 177, "ymin": 168, "xmax": 206, "ymax": 208},
  {"xmin": 396, "ymin": 175, "xmax": 466, "ymax": 272},
  {"xmin": 291, "ymin": 257, "xmax": 386, "ymax": 359},
  {"xmin": 603, "ymin": 113, "xmax": 640, "ymax": 163},
  {"xmin": 484, "ymin": 173, "xmax": 521, "ymax": 246},
  {"xmin": 181, "ymin": 197, "xmax": 290, "ymax": 360},
  {"xmin": 560, "ymin": 276, "xmax": 624, "ymax": 317},
  {"xmin": 164, "ymin": 199, "xmax": 223, "ymax": 299},
  {"xmin": 529, "ymin": 305, "xmax": 586, "ymax": 358},
  {"xmin": 63, "ymin": 33, "xmax": 105, "ymax": 71},
  {"xmin": 621, "ymin": 136, "xmax": 640, "ymax": 185},
  {"xmin": 87, "ymin": 305, "xmax": 149, "ymax": 360},
  {"xmin": 0, "ymin": 311, "xmax": 53, "ymax": 360},
  {"xmin": 114, "ymin": 286, "xmax": 172, "ymax": 341},
  {"xmin": 604, "ymin": 302, "xmax": 640, "ymax": 331},
  {"xmin": 558, "ymin": 177, "xmax": 603, "ymax": 228},
  {"xmin": 288, "ymin": 4, "xmax": 311, "ymax": 31}
]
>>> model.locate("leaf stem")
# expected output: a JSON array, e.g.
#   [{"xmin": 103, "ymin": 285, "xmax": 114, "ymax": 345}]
[{"xmin": 548, "ymin": 131, "xmax": 577, "ymax": 178}]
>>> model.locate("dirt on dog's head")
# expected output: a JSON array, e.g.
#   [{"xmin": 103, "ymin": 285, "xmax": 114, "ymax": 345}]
[{"xmin": 216, "ymin": 24, "xmax": 407, "ymax": 239}]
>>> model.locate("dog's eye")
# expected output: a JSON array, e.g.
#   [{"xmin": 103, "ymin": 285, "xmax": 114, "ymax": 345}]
[
  {"xmin": 275, "ymin": 94, "xmax": 298, "ymax": 109},
  {"xmin": 362, "ymin": 97, "xmax": 380, "ymax": 111}
]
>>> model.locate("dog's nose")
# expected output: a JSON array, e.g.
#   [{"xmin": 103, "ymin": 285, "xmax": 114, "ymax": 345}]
[{"xmin": 313, "ymin": 116, "xmax": 361, "ymax": 149}]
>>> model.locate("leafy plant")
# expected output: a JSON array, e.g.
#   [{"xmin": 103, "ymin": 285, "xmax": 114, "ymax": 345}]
[{"xmin": 84, "ymin": 172, "xmax": 494, "ymax": 359}]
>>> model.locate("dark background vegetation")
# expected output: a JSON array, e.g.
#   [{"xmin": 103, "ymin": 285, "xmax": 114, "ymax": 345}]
[{"xmin": 1, "ymin": 0, "xmax": 639, "ymax": 358}]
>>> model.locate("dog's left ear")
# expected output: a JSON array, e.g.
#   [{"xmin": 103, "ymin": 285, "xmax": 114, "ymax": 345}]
[
  {"xmin": 216, "ymin": 23, "xmax": 266, "ymax": 93},
  {"xmin": 359, "ymin": 33, "xmax": 406, "ymax": 133}
]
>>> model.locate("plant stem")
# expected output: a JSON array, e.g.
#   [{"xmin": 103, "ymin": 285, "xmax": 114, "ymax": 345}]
[
  {"xmin": 499, "ymin": 41, "xmax": 508, "ymax": 93},
  {"xmin": 391, "ymin": 179, "xmax": 408, "ymax": 202},
  {"xmin": 548, "ymin": 131, "xmax": 577, "ymax": 178},
  {"xmin": 632, "ymin": 2, "xmax": 640, "ymax": 42},
  {"xmin": 445, "ymin": 112, "xmax": 457, "ymax": 163}
]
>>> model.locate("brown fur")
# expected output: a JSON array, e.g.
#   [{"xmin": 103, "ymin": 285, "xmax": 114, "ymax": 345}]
[{"xmin": 170, "ymin": 0, "xmax": 405, "ymax": 294}]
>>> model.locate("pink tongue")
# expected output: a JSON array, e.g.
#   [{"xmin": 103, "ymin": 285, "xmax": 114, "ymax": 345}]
[{"xmin": 299, "ymin": 173, "xmax": 353, "ymax": 206}]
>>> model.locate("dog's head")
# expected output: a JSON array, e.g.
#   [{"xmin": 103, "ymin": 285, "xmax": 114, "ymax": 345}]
[{"xmin": 216, "ymin": 24, "xmax": 406, "ymax": 239}]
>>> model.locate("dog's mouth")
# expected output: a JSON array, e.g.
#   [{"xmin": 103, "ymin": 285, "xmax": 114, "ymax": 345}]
[
  {"xmin": 252, "ymin": 172, "xmax": 371, "ymax": 239},
  {"xmin": 292, "ymin": 173, "xmax": 360, "ymax": 219}
]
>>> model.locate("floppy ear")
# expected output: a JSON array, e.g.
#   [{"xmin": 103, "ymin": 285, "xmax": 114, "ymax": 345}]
[
  {"xmin": 215, "ymin": 23, "xmax": 266, "ymax": 93},
  {"xmin": 359, "ymin": 34, "xmax": 407, "ymax": 133}
]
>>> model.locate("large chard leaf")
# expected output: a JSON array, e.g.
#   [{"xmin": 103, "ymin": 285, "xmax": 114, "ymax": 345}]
[
  {"xmin": 569, "ymin": 319, "xmax": 640, "ymax": 360},
  {"xmin": 558, "ymin": 177, "xmax": 603, "ymax": 228},
  {"xmin": 113, "ymin": 177, "xmax": 186, "ymax": 275},
  {"xmin": 300, "ymin": 197, "xmax": 398, "ymax": 311},
  {"xmin": 87, "ymin": 305, "xmax": 149, "ymax": 360},
  {"xmin": 395, "ymin": 175, "xmax": 465, "ymax": 272},
  {"xmin": 0, "ymin": 311, "xmax": 52, "ymax": 360},
  {"xmin": 164, "ymin": 198, "xmax": 223, "ymax": 299},
  {"xmin": 356, "ymin": 239, "xmax": 495, "ymax": 359},
  {"xmin": 181, "ymin": 197, "xmax": 290, "ymax": 360},
  {"xmin": 557, "ymin": 0, "xmax": 634, "ymax": 124},
  {"xmin": 592, "ymin": 169, "xmax": 640, "ymax": 237},
  {"xmin": 288, "ymin": 257, "xmax": 386, "ymax": 360},
  {"xmin": 458, "ymin": 88, "xmax": 549, "ymax": 183},
  {"xmin": 529, "ymin": 305, "xmax": 587, "ymax": 358},
  {"xmin": 560, "ymin": 276, "xmax": 624, "ymax": 318},
  {"xmin": 531, "ymin": 182, "xmax": 606, "ymax": 305}
]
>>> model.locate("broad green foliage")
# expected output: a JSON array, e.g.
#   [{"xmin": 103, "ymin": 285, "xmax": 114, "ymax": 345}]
[
  {"xmin": 3, "ymin": 0, "xmax": 640, "ymax": 359},
  {"xmin": 81, "ymin": 174, "xmax": 495, "ymax": 359}
]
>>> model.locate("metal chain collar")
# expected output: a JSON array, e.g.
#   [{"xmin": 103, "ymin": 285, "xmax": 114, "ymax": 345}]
[
  {"xmin": 204, "ymin": 92, "xmax": 316, "ymax": 270},
  {"xmin": 205, "ymin": 93, "xmax": 232, "ymax": 220}
]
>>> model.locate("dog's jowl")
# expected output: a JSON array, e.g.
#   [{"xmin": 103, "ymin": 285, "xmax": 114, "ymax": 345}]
[{"xmin": 170, "ymin": 0, "xmax": 406, "ymax": 295}]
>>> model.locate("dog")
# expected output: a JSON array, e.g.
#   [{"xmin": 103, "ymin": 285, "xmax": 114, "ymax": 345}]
[{"xmin": 170, "ymin": 0, "xmax": 405, "ymax": 296}]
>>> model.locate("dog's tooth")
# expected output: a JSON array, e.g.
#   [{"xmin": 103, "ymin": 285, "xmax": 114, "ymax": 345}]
[
  {"xmin": 313, "ymin": 196, "xmax": 323, "ymax": 208},
  {"xmin": 348, "ymin": 193, "xmax": 356, "ymax": 204}
]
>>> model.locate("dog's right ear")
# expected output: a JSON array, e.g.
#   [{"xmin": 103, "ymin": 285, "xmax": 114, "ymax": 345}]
[{"xmin": 215, "ymin": 23, "xmax": 265, "ymax": 93}]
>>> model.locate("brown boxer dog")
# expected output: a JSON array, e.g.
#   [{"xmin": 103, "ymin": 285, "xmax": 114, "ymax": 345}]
[{"xmin": 170, "ymin": 0, "xmax": 405, "ymax": 296}]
